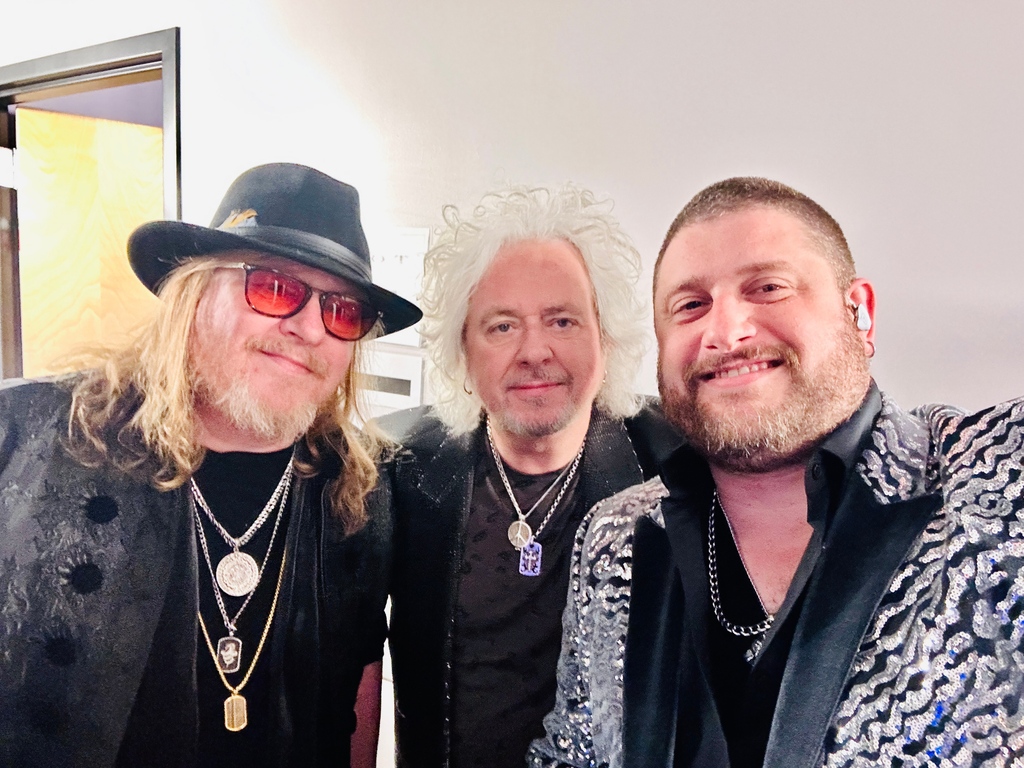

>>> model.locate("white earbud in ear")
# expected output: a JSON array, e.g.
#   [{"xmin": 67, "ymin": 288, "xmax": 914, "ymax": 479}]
[{"xmin": 855, "ymin": 304, "xmax": 872, "ymax": 332}]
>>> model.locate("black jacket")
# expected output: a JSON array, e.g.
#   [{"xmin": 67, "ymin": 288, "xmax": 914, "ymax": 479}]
[
  {"xmin": 527, "ymin": 392, "xmax": 968, "ymax": 768},
  {"xmin": 0, "ymin": 378, "xmax": 391, "ymax": 767},
  {"xmin": 379, "ymin": 403, "xmax": 682, "ymax": 768}
]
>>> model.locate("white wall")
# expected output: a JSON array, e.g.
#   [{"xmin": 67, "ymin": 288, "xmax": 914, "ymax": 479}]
[{"xmin": 5, "ymin": 0, "xmax": 1024, "ymax": 411}]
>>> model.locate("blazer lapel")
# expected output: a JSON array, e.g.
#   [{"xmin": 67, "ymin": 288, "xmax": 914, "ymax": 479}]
[
  {"xmin": 624, "ymin": 516, "xmax": 683, "ymax": 768},
  {"xmin": 413, "ymin": 428, "xmax": 475, "ymax": 511},
  {"xmin": 411, "ymin": 428, "xmax": 476, "ymax": 567},
  {"xmin": 764, "ymin": 481, "xmax": 941, "ymax": 768}
]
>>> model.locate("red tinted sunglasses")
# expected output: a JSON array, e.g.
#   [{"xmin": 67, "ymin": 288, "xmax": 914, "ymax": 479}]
[{"xmin": 222, "ymin": 263, "xmax": 380, "ymax": 341}]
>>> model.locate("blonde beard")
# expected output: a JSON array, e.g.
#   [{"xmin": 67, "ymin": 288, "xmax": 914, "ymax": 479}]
[
  {"xmin": 193, "ymin": 372, "xmax": 322, "ymax": 444},
  {"xmin": 190, "ymin": 337, "xmax": 335, "ymax": 445}
]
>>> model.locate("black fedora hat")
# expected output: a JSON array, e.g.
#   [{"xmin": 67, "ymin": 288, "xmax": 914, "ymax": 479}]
[{"xmin": 128, "ymin": 163, "xmax": 422, "ymax": 336}]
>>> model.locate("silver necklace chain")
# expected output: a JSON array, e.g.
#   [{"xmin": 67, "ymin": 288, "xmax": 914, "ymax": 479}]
[
  {"xmin": 486, "ymin": 420, "xmax": 585, "ymax": 541},
  {"xmin": 707, "ymin": 490, "xmax": 775, "ymax": 638},
  {"xmin": 192, "ymin": 472, "xmax": 291, "ymax": 633},
  {"xmin": 191, "ymin": 460, "xmax": 294, "ymax": 549}
]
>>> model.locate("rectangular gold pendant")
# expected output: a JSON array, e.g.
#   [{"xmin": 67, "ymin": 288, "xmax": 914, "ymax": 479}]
[{"xmin": 224, "ymin": 693, "xmax": 247, "ymax": 731}]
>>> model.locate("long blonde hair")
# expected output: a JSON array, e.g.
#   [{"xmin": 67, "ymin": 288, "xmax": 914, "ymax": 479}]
[{"xmin": 65, "ymin": 257, "xmax": 382, "ymax": 533}]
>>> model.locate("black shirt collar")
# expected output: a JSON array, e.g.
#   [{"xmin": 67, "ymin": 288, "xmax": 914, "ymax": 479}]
[
  {"xmin": 659, "ymin": 380, "xmax": 882, "ymax": 527},
  {"xmin": 815, "ymin": 381, "xmax": 881, "ymax": 482}
]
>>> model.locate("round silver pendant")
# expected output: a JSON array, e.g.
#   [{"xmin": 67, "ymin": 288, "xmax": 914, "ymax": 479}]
[
  {"xmin": 216, "ymin": 551, "xmax": 260, "ymax": 597},
  {"xmin": 507, "ymin": 520, "xmax": 533, "ymax": 550}
]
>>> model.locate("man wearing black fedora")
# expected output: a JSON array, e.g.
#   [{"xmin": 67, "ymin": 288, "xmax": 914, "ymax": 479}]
[{"xmin": 0, "ymin": 163, "xmax": 420, "ymax": 767}]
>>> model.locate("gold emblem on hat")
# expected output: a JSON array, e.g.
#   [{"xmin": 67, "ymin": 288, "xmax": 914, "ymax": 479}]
[{"xmin": 220, "ymin": 209, "xmax": 258, "ymax": 229}]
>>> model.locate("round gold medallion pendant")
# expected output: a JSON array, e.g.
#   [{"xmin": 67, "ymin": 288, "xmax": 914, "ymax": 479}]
[
  {"xmin": 216, "ymin": 551, "xmax": 260, "ymax": 597},
  {"xmin": 507, "ymin": 520, "xmax": 533, "ymax": 550}
]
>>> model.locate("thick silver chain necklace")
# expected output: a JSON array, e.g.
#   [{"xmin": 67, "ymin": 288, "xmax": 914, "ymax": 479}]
[
  {"xmin": 708, "ymin": 490, "xmax": 775, "ymax": 663},
  {"xmin": 191, "ymin": 460, "xmax": 293, "ymax": 597},
  {"xmin": 192, "ymin": 482, "xmax": 288, "ymax": 674},
  {"xmin": 485, "ymin": 420, "xmax": 585, "ymax": 576}
]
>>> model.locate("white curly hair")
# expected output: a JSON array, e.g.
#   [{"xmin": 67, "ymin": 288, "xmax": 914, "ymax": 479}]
[{"xmin": 421, "ymin": 184, "xmax": 648, "ymax": 435}]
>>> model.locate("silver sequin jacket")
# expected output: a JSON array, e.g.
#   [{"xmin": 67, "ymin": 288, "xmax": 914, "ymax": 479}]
[{"xmin": 528, "ymin": 393, "xmax": 1024, "ymax": 768}]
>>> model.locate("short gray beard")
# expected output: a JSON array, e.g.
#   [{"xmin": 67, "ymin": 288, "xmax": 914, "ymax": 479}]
[
  {"xmin": 485, "ymin": 364, "xmax": 583, "ymax": 439},
  {"xmin": 492, "ymin": 401, "xmax": 578, "ymax": 439},
  {"xmin": 660, "ymin": 325, "xmax": 870, "ymax": 473}
]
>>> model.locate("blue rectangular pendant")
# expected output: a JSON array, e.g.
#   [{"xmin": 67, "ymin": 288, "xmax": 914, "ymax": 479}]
[{"xmin": 519, "ymin": 540, "xmax": 542, "ymax": 576}]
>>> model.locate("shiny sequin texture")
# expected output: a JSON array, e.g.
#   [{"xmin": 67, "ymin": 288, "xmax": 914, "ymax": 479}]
[
  {"xmin": 826, "ymin": 398, "xmax": 1024, "ymax": 767},
  {"xmin": 528, "ymin": 477, "xmax": 666, "ymax": 768},
  {"xmin": 528, "ymin": 394, "xmax": 1024, "ymax": 767}
]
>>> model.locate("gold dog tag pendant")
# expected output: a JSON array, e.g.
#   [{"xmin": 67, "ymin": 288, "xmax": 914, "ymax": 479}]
[{"xmin": 224, "ymin": 693, "xmax": 248, "ymax": 731}]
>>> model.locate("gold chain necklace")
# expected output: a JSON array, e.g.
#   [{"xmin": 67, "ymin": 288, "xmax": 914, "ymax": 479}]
[{"xmin": 198, "ymin": 550, "xmax": 287, "ymax": 731}]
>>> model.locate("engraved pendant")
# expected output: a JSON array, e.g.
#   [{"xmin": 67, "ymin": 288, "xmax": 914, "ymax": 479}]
[
  {"xmin": 744, "ymin": 637, "xmax": 764, "ymax": 666},
  {"xmin": 216, "ymin": 551, "xmax": 260, "ymax": 597},
  {"xmin": 224, "ymin": 693, "xmax": 248, "ymax": 731},
  {"xmin": 507, "ymin": 520, "xmax": 533, "ymax": 550},
  {"xmin": 519, "ymin": 539, "xmax": 542, "ymax": 577},
  {"xmin": 217, "ymin": 636, "xmax": 242, "ymax": 674}
]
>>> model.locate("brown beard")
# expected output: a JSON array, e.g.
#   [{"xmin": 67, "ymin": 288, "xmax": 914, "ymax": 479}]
[{"xmin": 659, "ymin": 324, "xmax": 870, "ymax": 473}]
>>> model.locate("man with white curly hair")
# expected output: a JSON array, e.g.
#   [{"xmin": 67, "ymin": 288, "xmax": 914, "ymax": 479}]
[{"xmin": 379, "ymin": 185, "xmax": 681, "ymax": 768}]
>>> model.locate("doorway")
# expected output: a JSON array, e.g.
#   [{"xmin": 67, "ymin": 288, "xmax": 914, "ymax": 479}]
[{"xmin": 0, "ymin": 28, "xmax": 180, "ymax": 378}]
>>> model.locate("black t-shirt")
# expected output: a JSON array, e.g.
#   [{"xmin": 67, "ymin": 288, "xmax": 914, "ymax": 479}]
[
  {"xmin": 116, "ymin": 446, "xmax": 294, "ymax": 768},
  {"xmin": 449, "ymin": 441, "xmax": 585, "ymax": 768},
  {"xmin": 193, "ymin": 447, "xmax": 294, "ymax": 768}
]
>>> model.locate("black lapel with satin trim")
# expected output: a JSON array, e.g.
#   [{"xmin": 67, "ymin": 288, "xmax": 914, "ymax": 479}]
[
  {"xmin": 392, "ymin": 419, "xmax": 476, "ymax": 582},
  {"xmin": 660, "ymin": 484, "xmax": 732, "ymax": 768},
  {"xmin": 624, "ymin": 516, "xmax": 683, "ymax": 768},
  {"xmin": 625, "ymin": 510, "xmax": 731, "ymax": 768},
  {"xmin": 763, "ymin": 482, "xmax": 941, "ymax": 768},
  {"xmin": 411, "ymin": 430, "xmax": 477, "ymax": 512}
]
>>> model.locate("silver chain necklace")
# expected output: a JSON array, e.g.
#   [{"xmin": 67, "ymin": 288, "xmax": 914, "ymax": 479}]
[
  {"xmin": 192, "ymin": 480, "xmax": 289, "ymax": 674},
  {"xmin": 707, "ymin": 490, "xmax": 775, "ymax": 663},
  {"xmin": 486, "ymin": 420, "xmax": 585, "ymax": 577},
  {"xmin": 191, "ymin": 460, "xmax": 293, "ymax": 597}
]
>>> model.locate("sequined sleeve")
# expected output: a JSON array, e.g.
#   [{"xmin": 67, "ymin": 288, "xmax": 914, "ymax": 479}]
[{"xmin": 527, "ymin": 478, "xmax": 668, "ymax": 768}]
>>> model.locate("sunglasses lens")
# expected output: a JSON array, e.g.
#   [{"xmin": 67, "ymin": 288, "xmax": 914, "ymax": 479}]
[
  {"xmin": 323, "ymin": 295, "xmax": 376, "ymax": 340},
  {"xmin": 245, "ymin": 269, "xmax": 308, "ymax": 316}
]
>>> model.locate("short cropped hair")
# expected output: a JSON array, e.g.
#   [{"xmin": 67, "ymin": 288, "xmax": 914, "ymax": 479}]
[
  {"xmin": 421, "ymin": 184, "xmax": 647, "ymax": 435},
  {"xmin": 655, "ymin": 177, "xmax": 856, "ymax": 289}
]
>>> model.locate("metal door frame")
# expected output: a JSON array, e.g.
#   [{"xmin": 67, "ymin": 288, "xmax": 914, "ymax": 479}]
[{"xmin": 0, "ymin": 28, "xmax": 180, "ymax": 377}]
